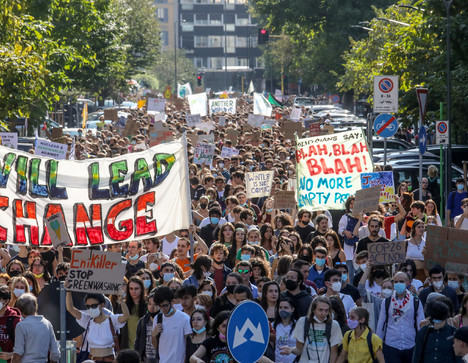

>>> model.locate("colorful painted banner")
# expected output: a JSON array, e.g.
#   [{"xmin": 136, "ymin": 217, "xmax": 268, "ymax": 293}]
[
  {"xmin": 209, "ymin": 99, "xmax": 236, "ymax": 114},
  {"xmin": 360, "ymin": 171, "xmax": 395, "ymax": 203},
  {"xmin": 194, "ymin": 142, "xmax": 215, "ymax": 165},
  {"xmin": 295, "ymin": 129, "xmax": 373, "ymax": 210},
  {"xmin": 0, "ymin": 138, "xmax": 190, "ymax": 246},
  {"xmin": 188, "ymin": 93, "xmax": 208, "ymax": 117},
  {"xmin": 245, "ymin": 171, "xmax": 274, "ymax": 199}
]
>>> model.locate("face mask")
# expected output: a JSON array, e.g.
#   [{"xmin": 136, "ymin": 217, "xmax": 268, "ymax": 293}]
[
  {"xmin": 288, "ymin": 170, "xmax": 294, "ymax": 175},
  {"xmin": 210, "ymin": 217, "xmax": 220, "ymax": 225},
  {"xmin": 394, "ymin": 282, "xmax": 406, "ymax": 295},
  {"xmin": 13, "ymin": 289, "xmax": 25, "ymax": 298},
  {"xmin": 347, "ymin": 319, "xmax": 359, "ymax": 330},
  {"xmin": 313, "ymin": 316, "xmax": 325, "ymax": 323},
  {"xmin": 341, "ymin": 274, "xmax": 348, "ymax": 282},
  {"xmin": 432, "ymin": 319, "xmax": 443, "ymax": 324},
  {"xmin": 29, "ymin": 286, "xmax": 33, "ymax": 292},
  {"xmin": 219, "ymin": 163, "xmax": 224, "ymax": 168},
  {"xmin": 149, "ymin": 263, "xmax": 159, "ymax": 272},
  {"xmin": 279, "ymin": 310, "xmax": 292, "ymax": 319},
  {"xmin": 219, "ymin": 332, "xmax": 226, "ymax": 340},
  {"xmin": 200, "ymin": 203, "xmax": 207, "ymax": 209},
  {"xmin": 432, "ymin": 280, "xmax": 444, "ymax": 290},
  {"xmin": 212, "ymin": 174, "xmax": 218, "ymax": 178},
  {"xmin": 201, "ymin": 290, "xmax": 213, "ymax": 297},
  {"xmin": 382, "ymin": 288, "xmax": 393, "ymax": 298},
  {"xmin": 143, "ymin": 280, "xmax": 151, "ymax": 289},
  {"xmin": 195, "ymin": 304, "xmax": 204, "ymax": 310},
  {"xmin": 163, "ymin": 273, "xmax": 175, "ymax": 282},
  {"xmin": 87, "ymin": 307, "xmax": 101, "ymax": 318},
  {"xmin": 457, "ymin": 184, "xmax": 464, "ymax": 191},
  {"xmin": 331, "ymin": 282, "xmax": 342, "ymax": 293},
  {"xmin": 448, "ymin": 281, "xmax": 459, "ymax": 290},
  {"xmin": 240, "ymin": 254, "xmax": 251, "ymax": 261},
  {"xmin": 257, "ymin": 292, "xmax": 262, "ymax": 299},
  {"xmin": 34, "ymin": 273, "xmax": 44, "ymax": 279},
  {"xmin": 299, "ymin": 255, "xmax": 311, "ymax": 263},
  {"xmin": 349, "ymin": 208, "xmax": 353, "ymax": 213},
  {"xmin": 203, "ymin": 271, "xmax": 211, "ymax": 278},
  {"xmin": 315, "ymin": 258, "xmax": 326, "ymax": 267},
  {"xmin": 248, "ymin": 240, "xmax": 259, "ymax": 245},
  {"xmin": 193, "ymin": 327, "xmax": 206, "ymax": 334},
  {"xmin": 428, "ymin": 223, "xmax": 436, "ymax": 226},
  {"xmin": 164, "ymin": 307, "xmax": 174, "ymax": 316},
  {"xmin": 149, "ymin": 311, "xmax": 158, "ymax": 318},
  {"xmin": 266, "ymin": 208, "xmax": 273, "ymax": 213},
  {"xmin": 285, "ymin": 279, "xmax": 298, "ymax": 291},
  {"xmin": 128, "ymin": 254, "xmax": 139, "ymax": 261},
  {"xmin": 360, "ymin": 264, "xmax": 367, "ymax": 271},
  {"xmin": 226, "ymin": 285, "xmax": 236, "ymax": 294}
]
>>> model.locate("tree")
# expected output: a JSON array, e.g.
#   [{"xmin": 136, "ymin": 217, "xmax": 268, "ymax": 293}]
[{"xmin": 151, "ymin": 49, "xmax": 197, "ymax": 91}]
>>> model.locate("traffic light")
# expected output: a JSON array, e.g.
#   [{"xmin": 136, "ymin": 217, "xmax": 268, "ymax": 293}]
[
  {"xmin": 258, "ymin": 28, "xmax": 269, "ymax": 44},
  {"xmin": 197, "ymin": 73, "xmax": 202, "ymax": 86}
]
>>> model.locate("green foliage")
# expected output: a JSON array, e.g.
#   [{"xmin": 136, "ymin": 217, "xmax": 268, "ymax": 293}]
[{"xmin": 151, "ymin": 49, "xmax": 197, "ymax": 91}]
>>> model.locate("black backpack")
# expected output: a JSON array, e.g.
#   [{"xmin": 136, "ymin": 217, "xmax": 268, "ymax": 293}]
[
  {"xmin": 345, "ymin": 329, "xmax": 377, "ymax": 363},
  {"xmin": 297, "ymin": 317, "xmax": 332, "ymax": 362},
  {"xmin": 383, "ymin": 295, "xmax": 420, "ymax": 342}
]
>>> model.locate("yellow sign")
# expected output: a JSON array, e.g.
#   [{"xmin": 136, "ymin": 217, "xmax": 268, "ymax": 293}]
[
  {"xmin": 137, "ymin": 99, "xmax": 146, "ymax": 109},
  {"xmin": 219, "ymin": 92, "xmax": 228, "ymax": 99},
  {"xmin": 164, "ymin": 86, "xmax": 172, "ymax": 99},
  {"xmin": 81, "ymin": 102, "xmax": 88, "ymax": 129}
]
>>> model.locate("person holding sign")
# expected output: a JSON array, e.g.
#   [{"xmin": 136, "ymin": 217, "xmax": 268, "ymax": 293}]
[{"xmin": 66, "ymin": 290, "xmax": 130, "ymax": 363}]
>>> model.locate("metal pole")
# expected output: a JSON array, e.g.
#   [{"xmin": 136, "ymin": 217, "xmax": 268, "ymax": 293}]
[
  {"xmin": 59, "ymin": 281, "xmax": 67, "ymax": 363},
  {"xmin": 224, "ymin": 0, "xmax": 227, "ymax": 90},
  {"xmin": 281, "ymin": 66, "xmax": 284, "ymax": 95},
  {"xmin": 384, "ymin": 138, "xmax": 387, "ymax": 166},
  {"xmin": 440, "ymin": 101, "xmax": 444, "ymax": 224},
  {"xmin": 174, "ymin": 20, "xmax": 178, "ymax": 95},
  {"xmin": 444, "ymin": 0, "xmax": 453, "ymax": 204}
]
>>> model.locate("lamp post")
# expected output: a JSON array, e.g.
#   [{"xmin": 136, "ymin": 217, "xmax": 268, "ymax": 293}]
[{"xmin": 174, "ymin": 19, "xmax": 178, "ymax": 94}]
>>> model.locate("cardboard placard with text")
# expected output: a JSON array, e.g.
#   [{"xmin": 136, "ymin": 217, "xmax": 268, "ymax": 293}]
[
  {"xmin": 321, "ymin": 125, "xmax": 335, "ymax": 135},
  {"xmin": 250, "ymin": 130, "xmax": 261, "ymax": 146},
  {"xmin": 226, "ymin": 129, "xmax": 239, "ymax": 145},
  {"xmin": 246, "ymin": 171, "xmax": 275, "ymax": 199},
  {"xmin": 186, "ymin": 114, "xmax": 202, "ymax": 127},
  {"xmin": 104, "ymin": 109, "xmax": 119, "ymax": 122},
  {"xmin": 122, "ymin": 119, "xmax": 140, "ymax": 137},
  {"xmin": 198, "ymin": 133, "xmax": 215, "ymax": 144},
  {"xmin": 149, "ymin": 122, "xmax": 173, "ymax": 146},
  {"xmin": 309, "ymin": 122, "xmax": 321, "ymax": 137},
  {"xmin": 274, "ymin": 191, "xmax": 297, "ymax": 209},
  {"xmin": 353, "ymin": 186, "xmax": 381, "ymax": 215},
  {"xmin": 368, "ymin": 241, "xmax": 406, "ymax": 266},
  {"xmin": 282, "ymin": 120, "xmax": 303, "ymax": 140}
]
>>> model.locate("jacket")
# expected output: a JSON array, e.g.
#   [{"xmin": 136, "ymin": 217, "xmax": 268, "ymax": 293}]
[
  {"xmin": 134, "ymin": 313, "xmax": 152, "ymax": 358},
  {"xmin": 0, "ymin": 306, "xmax": 22, "ymax": 353}
]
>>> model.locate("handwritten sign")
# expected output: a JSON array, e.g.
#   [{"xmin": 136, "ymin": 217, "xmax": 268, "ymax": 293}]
[
  {"xmin": 354, "ymin": 186, "xmax": 382, "ymax": 214},
  {"xmin": 45, "ymin": 213, "xmax": 72, "ymax": 248},
  {"xmin": 0, "ymin": 133, "xmax": 18, "ymax": 149},
  {"xmin": 209, "ymin": 99, "xmax": 236, "ymax": 114},
  {"xmin": 35, "ymin": 139, "xmax": 68, "ymax": 159},
  {"xmin": 368, "ymin": 241, "xmax": 406, "ymax": 266},
  {"xmin": 67, "ymin": 250, "xmax": 126, "ymax": 294},
  {"xmin": 219, "ymin": 116, "xmax": 226, "ymax": 127},
  {"xmin": 147, "ymin": 98, "xmax": 166, "ymax": 113},
  {"xmin": 221, "ymin": 146, "xmax": 239, "ymax": 159},
  {"xmin": 186, "ymin": 114, "xmax": 202, "ymax": 127},
  {"xmin": 274, "ymin": 191, "xmax": 296, "ymax": 209},
  {"xmin": 361, "ymin": 171, "xmax": 395, "ymax": 203},
  {"xmin": 282, "ymin": 120, "xmax": 303, "ymax": 140},
  {"xmin": 149, "ymin": 122, "xmax": 173, "ymax": 146},
  {"xmin": 425, "ymin": 226, "xmax": 468, "ymax": 275},
  {"xmin": 196, "ymin": 121, "xmax": 214, "ymax": 133},
  {"xmin": 246, "ymin": 171, "xmax": 274, "ymax": 199},
  {"xmin": 295, "ymin": 129, "xmax": 373, "ymax": 210},
  {"xmin": 188, "ymin": 92, "xmax": 207, "ymax": 116},
  {"xmin": 198, "ymin": 133, "xmax": 215, "ymax": 144},
  {"xmin": 309, "ymin": 122, "xmax": 321, "ymax": 137},
  {"xmin": 194, "ymin": 142, "xmax": 215, "ymax": 165}
]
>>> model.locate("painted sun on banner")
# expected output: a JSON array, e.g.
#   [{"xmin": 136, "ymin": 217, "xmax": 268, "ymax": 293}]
[
  {"xmin": 0, "ymin": 137, "xmax": 191, "ymax": 246},
  {"xmin": 295, "ymin": 129, "xmax": 373, "ymax": 210}
]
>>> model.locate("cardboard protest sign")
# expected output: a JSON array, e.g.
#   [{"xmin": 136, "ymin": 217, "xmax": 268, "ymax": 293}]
[
  {"xmin": 425, "ymin": 226, "xmax": 468, "ymax": 275},
  {"xmin": 194, "ymin": 142, "xmax": 216, "ymax": 165},
  {"xmin": 361, "ymin": 171, "xmax": 395, "ymax": 203},
  {"xmin": 45, "ymin": 213, "xmax": 72, "ymax": 248},
  {"xmin": 209, "ymin": 99, "xmax": 237, "ymax": 114},
  {"xmin": 226, "ymin": 129, "xmax": 238, "ymax": 145},
  {"xmin": 354, "ymin": 186, "xmax": 382, "ymax": 214},
  {"xmin": 282, "ymin": 120, "xmax": 303, "ymax": 140},
  {"xmin": 196, "ymin": 121, "xmax": 214, "ymax": 133},
  {"xmin": 35, "ymin": 139, "xmax": 68, "ymax": 159},
  {"xmin": 147, "ymin": 98, "xmax": 166, "ymax": 113},
  {"xmin": 152, "ymin": 113, "xmax": 166, "ymax": 122},
  {"xmin": 0, "ymin": 138, "xmax": 191, "ymax": 246},
  {"xmin": 309, "ymin": 122, "xmax": 321, "ymax": 137},
  {"xmin": 218, "ymin": 116, "xmax": 226, "ymax": 127},
  {"xmin": 368, "ymin": 241, "xmax": 406, "ymax": 266},
  {"xmin": 0, "ymin": 133, "xmax": 18, "ymax": 149},
  {"xmin": 67, "ymin": 250, "xmax": 126, "ymax": 294},
  {"xmin": 51, "ymin": 127, "xmax": 63, "ymax": 140},
  {"xmin": 246, "ymin": 171, "xmax": 274, "ymax": 199},
  {"xmin": 274, "ymin": 191, "xmax": 296, "ymax": 209},
  {"xmin": 122, "ymin": 119, "xmax": 140, "ymax": 137},
  {"xmin": 248, "ymin": 114, "xmax": 264, "ymax": 127},
  {"xmin": 149, "ymin": 122, "xmax": 174, "ymax": 147},
  {"xmin": 198, "ymin": 134, "xmax": 215, "ymax": 144},
  {"xmin": 290, "ymin": 107, "xmax": 302, "ymax": 121},
  {"xmin": 104, "ymin": 109, "xmax": 118, "ymax": 122},
  {"xmin": 186, "ymin": 114, "xmax": 202, "ymax": 127},
  {"xmin": 250, "ymin": 130, "xmax": 261, "ymax": 146},
  {"xmin": 321, "ymin": 125, "xmax": 335, "ymax": 135},
  {"xmin": 295, "ymin": 129, "xmax": 373, "ymax": 210},
  {"xmin": 188, "ymin": 93, "xmax": 208, "ymax": 116},
  {"xmin": 220, "ymin": 146, "xmax": 239, "ymax": 159}
]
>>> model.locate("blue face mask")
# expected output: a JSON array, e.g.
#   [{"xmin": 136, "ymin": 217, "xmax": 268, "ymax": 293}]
[
  {"xmin": 210, "ymin": 217, "xmax": 220, "ymax": 225},
  {"xmin": 457, "ymin": 184, "xmax": 464, "ymax": 191},
  {"xmin": 432, "ymin": 319, "xmax": 443, "ymax": 324},
  {"xmin": 193, "ymin": 327, "xmax": 206, "ymax": 334},
  {"xmin": 143, "ymin": 280, "xmax": 151, "ymax": 289},
  {"xmin": 164, "ymin": 307, "xmax": 174, "ymax": 316},
  {"xmin": 341, "ymin": 274, "xmax": 348, "ymax": 282},
  {"xmin": 394, "ymin": 282, "xmax": 406, "ymax": 295},
  {"xmin": 163, "ymin": 273, "xmax": 175, "ymax": 282},
  {"xmin": 241, "ymin": 254, "xmax": 251, "ymax": 261},
  {"xmin": 266, "ymin": 208, "xmax": 273, "ymax": 213},
  {"xmin": 315, "ymin": 258, "xmax": 326, "ymax": 267}
]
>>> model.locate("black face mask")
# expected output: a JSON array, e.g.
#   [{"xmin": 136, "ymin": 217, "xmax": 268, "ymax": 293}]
[
  {"xmin": 214, "ymin": 258, "xmax": 225, "ymax": 265},
  {"xmin": 149, "ymin": 311, "xmax": 158, "ymax": 318},
  {"xmin": 58, "ymin": 275, "xmax": 67, "ymax": 282},
  {"xmin": 226, "ymin": 285, "xmax": 236, "ymax": 294},
  {"xmin": 9, "ymin": 270, "xmax": 21, "ymax": 278},
  {"xmin": 200, "ymin": 203, "xmax": 207, "ymax": 209},
  {"xmin": 299, "ymin": 254, "xmax": 312, "ymax": 263},
  {"xmin": 373, "ymin": 270, "xmax": 386, "ymax": 279},
  {"xmin": 285, "ymin": 279, "xmax": 298, "ymax": 291}
]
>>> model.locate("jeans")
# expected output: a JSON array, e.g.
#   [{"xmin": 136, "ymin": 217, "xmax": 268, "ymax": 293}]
[
  {"xmin": 346, "ymin": 260, "xmax": 355, "ymax": 282},
  {"xmin": 383, "ymin": 343, "xmax": 414, "ymax": 363}
]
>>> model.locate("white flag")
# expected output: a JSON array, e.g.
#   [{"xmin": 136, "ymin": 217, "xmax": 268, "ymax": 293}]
[
  {"xmin": 188, "ymin": 93, "xmax": 208, "ymax": 117},
  {"xmin": 248, "ymin": 80, "xmax": 255, "ymax": 94},
  {"xmin": 178, "ymin": 82, "xmax": 193, "ymax": 98},
  {"xmin": 253, "ymin": 92, "xmax": 272, "ymax": 117}
]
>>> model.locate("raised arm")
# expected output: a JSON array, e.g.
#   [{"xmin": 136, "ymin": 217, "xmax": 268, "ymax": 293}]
[{"xmin": 66, "ymin": 291, "xmax": 82, "ymax": 320}]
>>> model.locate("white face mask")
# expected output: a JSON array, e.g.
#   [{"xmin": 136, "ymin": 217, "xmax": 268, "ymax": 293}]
[
  {"xmin": 201, "ymin": 290, "xmax": 213, "ymax": 297},
  {"xmin": 87, "ymin": 307, "xmax": 101, "ymax": 318},
  {"xmin": 149, "ymin": 263, "xmax": 159, "ymax": 272},
  {"xmin": 381, "ymin": 288, "xmax": 393, "ymax": 298},
  {"xmin": 432, "ymin": 280, "xmax": 444, "ymax": 290},
  {"xmin": 13, "ymin": 289, "xmax": 25, "ymax": 298},
  {"xmin": 203, "ymin": 271, "xmax": 211, "ymax": 278},
  {"xmin": 331, "ymin": 282, "xmax": 342, "ymax": 293},
  {"xmin": 360, "ymin": 264, "xmax": 367, "ymax": 271}
]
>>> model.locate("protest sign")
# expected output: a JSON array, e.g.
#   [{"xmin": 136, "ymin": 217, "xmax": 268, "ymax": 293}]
[
  {"xmin": 226, "ymin": 129, "xmax": 238, "ymax": 145},
  {"xmin": 253, "ymin": 93, "xmax": 272, "ymax": 116},
  {"xmin": 209, "ymin": 99, "xmax": 236, "ymax": 114},
  {"xmin": 67, "ymin": 250, "xmax": 126, "ymax": 294},
  {"xmin": 221, "ymin": 146, "xmax": 239, "ymax": 159},
  {"xmin": 147, "ymin": 98, "xmax": 166, "ymax": 113},
  {"xmin": 122, "ymin": 119, "xmax": 140, "ymax": 137},
  {"xmin": 309, "ymin": 122, "xmax": 321, "ymax": 137},
  {"xmin": 288, "ymin": 178, "xmax": 296, "ymax": 192},
  {"xmin": 45, "ymin": 213, "xmax": 72, "ymax": 248},
  {"xmin": 194, "ymin": 142, "xmax": 215, "ymax": 165},
  {"xmin": 282, "ymin": 120, "xmax": 303, "ymax": 140},
  {"xmin": 290, "ymin": 107, "xmax": 302, "ymax": 121},
  {"xmin": 0, "ymin": 133, "xmax": 18, "ymax": 149},
  {"xmin": 295, "ymin": 129, "xmax": 373, "ymax": 210},
  {"xmin": 361, "ymin": 171, "xmax": 395, "ymax": 203},
  {"xmin": 196, "ymin": 121, "xmax": 214, "ymax": 133},
  {"xmin": 248, "ymin": 114, "xmax": 264, "ymax": 127},
  {"xmin": 354, "ymin": 186, "xmax": 382, "ymax": 214},
  {"xmin": 149, "ymin": 122, "xmax": 174, "ymax": 147},
  {"xmin": 152, "ymin": 113, "xmax": 166, "ymax": 122},
  {"xmin": 425, "ymin": 226, "xmax": 468, "ymax": 275},
  {"xmin": 51, "ymin": 127, "xmax": 63, "ymax": 140},
  {"xmin": 368, "ymin": 241, "xmax": 406, "ymax": 266},
  {"xmin": 246, "ymin": 171, "xmax": 274, "ymax": 199},
  {"xmin": 104, "ymin": 109, "xmax": 118, "ymax": 122},
  {"xmin": 188, "ymin": 93, "xmax": 208, "ymax": 116},
  {"xmin": 178, "ymin": 83, "xmax": 192, "ymax": 98},
  {"xmin": 250, "ymin": 130, "xmax": 261, "ymax": 146},
  {"xmin": 198, "ymin": 133, "xmax": 215, "ymax": 144},
  {"xmin": 186, "ymin": 114, "xmax": 202, "ymax": 127},
  {"xmin": 0, "ymin": 138, "xmax": 191, "ymax": 246},
  {"xmin": 35, "ymin": 139, "xmax": 68, "ymax": 159},
  {"xmin": 218, "ymin": 116, "xmax": 226, "ymax": 127},
  {"xmin": 274, "ymin": 191, "xmax": 296, "ymax": 209},
  {"xmin": 321, "ymin": 125, "xmax": 335, "ymax": 135}
]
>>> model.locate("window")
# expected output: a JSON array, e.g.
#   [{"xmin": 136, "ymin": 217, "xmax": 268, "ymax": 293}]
[
  {"xmin": 237, "ymin": 58, "xmax": 248, "ymax": 67},
  {"xmin": 193, "ymin": 57, "xmax": 205, "ymax": 68},
  {"xmin": 195, "ymin": 36, "xmax": 208, "ymax": 47},
  {"xmin": 209, "ymin": 57, "xmax": 224, "ymax": 69},
  {"xmin": 156, "ymin": 8, "xmax": 168, "ymax": 23},
  {"xmin": 236, "ymin": 14, "xmax": 249, "ymax": 25},
  {"xmin": 209, "ymin": 14, "xmax": 222, "ymax": 25},
  {"xmin": 209, "ymin": 36, "xmax": 223, "ymax": 47},
  {"xmin": 160, "ymin": 31, "xmax": 169, "ymax": 46},
  {"xmin": 236, "ymin": 36, "xmax": 248, "ymax": 47},
  {"xmin": 225, "ymin": 36, "xmax": 235, "ymax": 53},
  {"xmin": 195, "ymin": 14, "xmax": 208, "ymax": 25}
]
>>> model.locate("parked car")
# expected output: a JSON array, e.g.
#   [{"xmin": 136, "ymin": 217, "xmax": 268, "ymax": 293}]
[{"xmin": 293, "ymin": 97, "xmax": 315, "ymax": 108}]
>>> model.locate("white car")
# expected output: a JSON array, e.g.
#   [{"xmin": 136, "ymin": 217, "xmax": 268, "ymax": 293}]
[{"xmin": 85, "ymin": 120, "xmax": 112, "ymax": 129}]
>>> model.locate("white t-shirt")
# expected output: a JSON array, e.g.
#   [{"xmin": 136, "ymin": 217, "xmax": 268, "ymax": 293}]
[
  {"xmin": 153, "ymin": 309, "xmax": 192, "ymax": 363},
  {"xmin": 339, "ymin": 293, "xmax": 356, "ymax": 317},
  {"xmin": 161, "ymin": 236, "xmax": 180, "ymax": 257},
  {"xmin": 294, "ymin": 318, "xmax": 342, "ymax": 363},
  {"xmin": 365, "ymin": 280, "xmax": 382, "ymax": 298},
  {"xmin": 454, "ymin": 215, "xmax": 468, "ymax": 230},
  {"xmin": 275, "ymin": 322, "xmax": 297, "ymax": 363},
  {"xmin": 406, "ymin": 238, "xmax": 425, "ymax": 261},
  {"xmin": 77, "ymin": 312, "xmax": 126, "ymax": 351}
]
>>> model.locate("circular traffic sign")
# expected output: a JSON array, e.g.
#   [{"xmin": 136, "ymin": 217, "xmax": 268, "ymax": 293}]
[
  {"xmin": 378, "ymin": 78, "xmax": 394, "ymax": 93},
  {"xmin": 373, "ymin": 113, "xmax": 398, "ymax": 138},
  {"xmin": 331, "ymin": 94, "xmax": 340, "ymax": 103},
  {"xmin": 437, "ymin": 121, "xmax": 448, "ymax": 134}
]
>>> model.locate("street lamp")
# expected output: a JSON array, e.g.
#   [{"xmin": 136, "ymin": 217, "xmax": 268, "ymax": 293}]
[
  {"xmin": 376, "ymin": 17, "xmax": 410, "ymax": 27},
  {"xmin": 350, "ymin": 25, "xmax": 374, "ymax": 32}
]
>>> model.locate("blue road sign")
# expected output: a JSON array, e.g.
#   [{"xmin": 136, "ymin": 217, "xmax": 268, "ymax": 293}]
[
  {"xmin": 373, "ymin": 113, "xmax": 398, "ymax": 138},
  {"xmin": 419, "ymin": 126, "xmax": 427, "ymax": 155},
  {"xmin": 227, "ymin": 301, "xmax": 270, "ymax": 363}
]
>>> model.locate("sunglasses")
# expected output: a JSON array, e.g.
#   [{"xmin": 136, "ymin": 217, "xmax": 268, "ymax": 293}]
[
  {"xmin": 238, "ymin": 269, "xmax": 250, "ymax": 274},
  {"xmin": 85, "ymin": 304, "xmax": 99, "ymax": 309}
]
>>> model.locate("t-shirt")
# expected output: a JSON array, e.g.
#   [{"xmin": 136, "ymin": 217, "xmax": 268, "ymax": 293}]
[
  {"xmin": 173, "ymin": 254, "xmax": 198, "ymax": 273},
  {"xmin": 161, "ymin": 236, "xmax": 180, "ymax": 257},
  {"xmin": 275, "ymin": 322, "xmax": 297, "ymax": 363},
  {"xmin": 454, "ymin": 215, "xmax": 468, "ymax": 230},
  {"xmin": 153, "ymin": 309, "xmax": 192, "ymax": 363},
  {"xmin": 355, "ymin": 236, "xmax": 389, "ymax": 254},
  {"xmin": 342, "ymin": 328, "xmax": 382, "ymax": 363},
  {"xmin": 295, "ymin": 224, "xmax": 315, "ymax": 244},
  {"xmin": 201, "ymin": 336, "xmax": 234, "ymax": 363},
  {"xmin": 294, "ymin": 318, "xmax": 343, "ymax": 363},
  {"xmin": 145, "ymin": 319, "xmax": 157, "ymax": 359}
]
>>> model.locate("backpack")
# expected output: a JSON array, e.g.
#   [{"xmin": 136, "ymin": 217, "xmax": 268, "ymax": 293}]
[
  {"xmin": 6, "ymin": 316, "xmax": 15, "ymax": 342},
  {"xmin": 297, "ymin": 317, "xmax": 332, "ymax": 362},
  {"xmin": 345, "ymin": 329, "xmax": 377, "ymax": 363},
  {"xmin": 343, "ymin": 215, "xmax": 359, "ymax": 246},
  {"xmin": 383, "ymin": 295, "xmax": 419, "ymax": 342}
]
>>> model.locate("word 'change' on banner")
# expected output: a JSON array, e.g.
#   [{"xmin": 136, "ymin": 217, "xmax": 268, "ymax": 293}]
[
  {"xmin": 246, "ymin": 171, "xmax": 274, "ymax": 199},
  {"xmin": 295, "ymin": 129, "xmax": 373, "ymax": 210},
  {"xmin": 0, "ymin": 137, "xmax": 191, "ymax": 246},
  {"xmin": 209, "ymin": 99, "xmax": 236, "ymax": 114},
  {"xmin": 360, "ymin": 171, "xmax": 395, "ymax": 203},
  {"xmin": 67, "ymin": 250, "xmax": 126, "ymax": 294}
]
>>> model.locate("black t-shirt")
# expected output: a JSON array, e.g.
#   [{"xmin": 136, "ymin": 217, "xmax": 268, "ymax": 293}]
[
  {"xmin": 355, "ymin": 236, "xmax": 389, "ymax": 254},
  {"xmin": 202, "ymin": 336, "xmax": 234, "ymax": 363},
  {"xmin": 125, "ymin": 260, "xmax": 145, "ymax": 279},
  {"xmin": 294, "ymin": 224, "xmax": 315, "ymax": 244},
  {"xmin": 341, "ymin": 283, "xmax": 361, "ymax": 303},
  {"xmin": 191, "ymin": 185, "xmax": 205, "ymax": 201}
]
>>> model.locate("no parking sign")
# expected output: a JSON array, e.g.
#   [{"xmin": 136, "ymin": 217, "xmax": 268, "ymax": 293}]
[
  {"xmin": 373, "ymin": 75, "xmax": 399, "ymax": 113},
  {"xmin": 436, "ymin": 120, "xmax": 449, "ymax": 145}
]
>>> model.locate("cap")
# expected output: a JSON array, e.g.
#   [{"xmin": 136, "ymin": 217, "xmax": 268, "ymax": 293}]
[{"xmin": 454, "ymin": 327, "xmax": 468, "ymax": 344}]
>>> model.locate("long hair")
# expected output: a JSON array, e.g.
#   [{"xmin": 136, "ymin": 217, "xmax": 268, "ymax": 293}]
[
  {"xmin": 125, "ymin": 276, "xmax": 147, "ymax": 318},
  {"xmin": 350, "ymin": 307, "xmax": 371, "ymax": 331},
  {"xmin": 273, "ymin": 297, "xmax": 296, "ymax": 331},
  {"xmin": 308, "ymin": 296, "xmax": 331, "ymax": 323},
  {"xmin": 260, "ymin": 281, "xmax": 280, "ymax": 311},
  {"xmin": 218, "ymin": 222, "xmax": 235, "ymax": 245}
]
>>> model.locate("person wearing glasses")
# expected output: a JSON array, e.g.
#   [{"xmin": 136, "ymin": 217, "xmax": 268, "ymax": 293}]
[
  {"xmin": 66, "ymin": 290, "xmax": 130, "ymax": 363},
  {"xmin": 230, "ymin": 260, "xmax": 259, "ymax": 299}
]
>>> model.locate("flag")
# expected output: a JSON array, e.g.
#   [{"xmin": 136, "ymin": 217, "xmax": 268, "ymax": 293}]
[
  {"xmin": 68, "ymin": 138, "xmax": 75, "ymax": 160},
  {"xmin": 178, "ymin": 83, "xmax": 193, "ymax": 98},
  {"xmin": 81, "ymin": 102, "xmax": 88, "ymax": 129},
  {"xmin": 268, "ymin": 93, "xmax": 284, "ymax": 108},
  {"xmin": 248, "ymin": 80, "xmax": 255, "ymax": 94},
  {"xmin": 253, "ymin": 93, "xmax": 272, "ymax": 117},
  {"xmin": 34, "ymin": 128, "xmax": 38, "ymax": 149}
]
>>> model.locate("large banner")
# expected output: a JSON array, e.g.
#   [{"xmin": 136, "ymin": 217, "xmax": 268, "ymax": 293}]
[
  {"xmin": 0, "ymin": 138, "xmax": 191, "ymax": 246},
  {"xmin": 295, "ymin": 129, "xmax": 373, "ymax": 210},
  {"xmin": 209, "ymin": 99, "xmax": 237, "ymax": 114}
]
